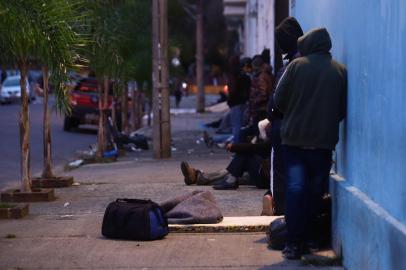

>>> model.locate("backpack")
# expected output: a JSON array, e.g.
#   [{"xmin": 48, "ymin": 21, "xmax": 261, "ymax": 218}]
[
  {"xmin": 267, "ymin": 217, "xmax": 287, "ymax": 250},
  {"xmin": 267, "ymin": 194, "xmax": 332, "ymax": 249},
  {"xmin": 102, "ymin": 199, "xmax": 169, "ymax": 241}
]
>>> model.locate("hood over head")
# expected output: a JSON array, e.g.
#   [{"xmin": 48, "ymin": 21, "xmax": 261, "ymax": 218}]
[
  {"xmin": 298, "ymin": 28, "xmax": 332, "ymax": 56},
  {"xmin": 275, "ymin": 17, "xmax": 303, "ymax": 55},
  {"xmin": 228, "ymin": 55, "xmax": 240, "ymax": 74},
  {"xmin": 251, "ymin": 55, "xmax": 264, "ymax": 70}
]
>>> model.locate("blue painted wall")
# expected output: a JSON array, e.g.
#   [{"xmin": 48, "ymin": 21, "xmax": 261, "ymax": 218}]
[{"xmin": 291, "ymin": 0, "xmax": 406, "ymax": 269}]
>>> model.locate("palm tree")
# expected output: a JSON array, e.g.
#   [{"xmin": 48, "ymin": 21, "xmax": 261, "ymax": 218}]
[
  {"xmin": 34, "ymin": 0, "xmax": 87, "ymax": 179},
  {"xmin": 87, "ymin": 0, "xmax": 124, "ymax": 158},
  {"xmin": 0, "ymin": 1, "xmax": 43, "ymax": 192},
  {"xmin": 0, "ymin": 0, "xmax": 86, "ymax": 191}
]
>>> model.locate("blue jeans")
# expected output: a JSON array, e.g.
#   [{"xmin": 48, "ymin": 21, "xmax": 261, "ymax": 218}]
[
  {"xmin": 230, "ymin": 104, "xmax": 246, "ymax": 143},
  {"xmin": 282, "ymin": 145, "xmax": 332, "ymax": 245}
]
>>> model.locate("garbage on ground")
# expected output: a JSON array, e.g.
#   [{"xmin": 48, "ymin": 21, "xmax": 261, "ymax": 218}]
[
  {"xmin": 63, "ymin": 202, "xmax": 70, "ymax": 207},
  {"xmin": 205, "ymin": 101, "xmax": 229, "ymax": 113},
  {"xmin": 69, "ymin": 159, "xmax": 84, "ymax": 168},
  {"xmin": 76, "ymin": 145, "xmax": 97, "ymax": 159},
  {"xmin": 72, "ymin": 182, "xmax": 81, "ymax": 186},
  {"xmin": 58, "ymin": 215, "xmax": 75, "ymax": 220},
  {"xmin": 103, "ymin": 149, "xmax": 118, "ymax": 158}
]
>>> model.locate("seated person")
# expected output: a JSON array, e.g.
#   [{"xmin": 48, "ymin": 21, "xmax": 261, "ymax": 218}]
[{"xmin": 181, "ymin": 140, "xmax": 270, "ymax": 190}]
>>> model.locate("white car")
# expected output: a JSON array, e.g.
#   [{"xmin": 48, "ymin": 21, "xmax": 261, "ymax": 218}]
[{"xmin": 0, "ymin": 75, "xmax": 35, "ymax": 104}]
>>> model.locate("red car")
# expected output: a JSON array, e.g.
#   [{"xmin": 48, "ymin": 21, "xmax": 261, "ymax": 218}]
[{"xmin": 64, "ymin": 76, "xmax": 113, "ymax": 131}]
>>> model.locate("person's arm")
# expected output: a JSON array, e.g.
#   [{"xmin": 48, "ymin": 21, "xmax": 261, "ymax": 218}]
[
  {"xmin": 339, "ymin": 68, "xmax": 348, "ymax": 121},
  {"xmin": 274, "ymin": 63, "xmax": 295, "ymax": 113}
]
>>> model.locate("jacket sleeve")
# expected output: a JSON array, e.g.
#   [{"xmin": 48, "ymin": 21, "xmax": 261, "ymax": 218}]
[
  {"xmin": 339, "ymin": 68, "xmax": 348, "ymax": 121},
  {"xmin": 274, "ymin": 63, "xmax": 294, "ymax": 113}
]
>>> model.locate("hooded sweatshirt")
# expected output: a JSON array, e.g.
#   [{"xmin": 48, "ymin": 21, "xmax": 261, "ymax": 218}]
[
  {"xmin": 268, "ymin": 17, "xmax": 304, "ymax": 122},
  {"xmin": 274, "ymin": 28, "xmax": 347, "ymax": 150},
  {"xmin": 275, "ymin": 17, "xmax": 304, "ymax": 57}
]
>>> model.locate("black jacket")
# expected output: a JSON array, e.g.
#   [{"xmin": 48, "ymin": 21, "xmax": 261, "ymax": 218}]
[
  {"xmin": 274, "ymin": 28, "xmax": 347, "ymax": 150},
  {"xmin": 227, "ymin": 72, "xmax": 251, "ymax": 107}
]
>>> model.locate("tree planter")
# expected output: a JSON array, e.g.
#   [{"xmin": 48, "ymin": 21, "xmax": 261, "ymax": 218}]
[
  {"xmin": 31, "ymin": 176, "xmax": 74, "ymax": 188},
  {"xmin": 1, "ymin": 188, "xmax": 55, "ymax": 202},
  {"xmin": 0, "ymin": 203, "xmax": 29, "ymax": 219}
]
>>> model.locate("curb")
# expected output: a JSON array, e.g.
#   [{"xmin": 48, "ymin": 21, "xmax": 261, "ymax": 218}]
[{"xmin": 169, "ymin": 216, "xmax": 281, "ymax": 233}]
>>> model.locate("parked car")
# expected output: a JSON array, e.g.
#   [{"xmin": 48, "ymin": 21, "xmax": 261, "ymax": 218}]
[
  {"xmin": 0, "ymin": 75, "xmax": 35, "ymax": 104},
  {"xmin": 64, "ymin": 76, "xmax": 114, "ymax": 131}
]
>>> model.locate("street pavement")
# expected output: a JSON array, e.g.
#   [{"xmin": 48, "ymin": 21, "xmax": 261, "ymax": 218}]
[
  {"xmin": 0, "ymin": 95, "xmax": 341, "ymax": 269},
  {"xmin": 0, "ymin": 100, "xmax": 96, "ymax": 190}
]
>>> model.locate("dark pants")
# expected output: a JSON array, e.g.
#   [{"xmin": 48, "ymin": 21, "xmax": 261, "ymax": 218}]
[
  {"xmin": 270, "ymin": 119, "xmax": 285, "ymax": 215},
  {"xmin": 282, "ymin": 145, "xmax": 332, "ymax": 245},
  {"xmin": 227, "ymin": 154, "xmax": 268, "ymax": 189},
  {"xmin": 230, "ymin": 104, "xmax": 247, "ymax": 143}
]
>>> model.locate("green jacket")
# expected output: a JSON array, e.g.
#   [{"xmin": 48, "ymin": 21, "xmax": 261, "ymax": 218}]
[{"xmin": 274, "ymin": 28, "xmax": 347, "ymax": 150}]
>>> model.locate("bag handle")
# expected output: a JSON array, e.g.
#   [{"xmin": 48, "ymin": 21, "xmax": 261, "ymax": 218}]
[{"xmin": 116, "ymin": 198, "xmax": 152, "ymax": 204}]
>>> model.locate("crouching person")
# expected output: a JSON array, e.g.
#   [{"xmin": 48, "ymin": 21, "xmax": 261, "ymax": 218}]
[{"xmin": 274, "ymin": 28, "xmax": 347, "ymax": 259}]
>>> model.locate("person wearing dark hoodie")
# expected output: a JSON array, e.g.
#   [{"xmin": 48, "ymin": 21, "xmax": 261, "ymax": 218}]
[
  {"xmin": 264, "ymin": 17, "xmax": 304, "ymax": 216},
  {"xmin": 274, "ymin": 28, "xmax": 347, "ymax": 259},
  {"xmin": 226, "ymin": 55, "xmax": 251, "ymax": 143}
]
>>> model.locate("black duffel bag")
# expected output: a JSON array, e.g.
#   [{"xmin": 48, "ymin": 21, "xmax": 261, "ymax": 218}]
[{"xmin": 102, "ymin": 198, "xmax": 169, "ymax": 241}]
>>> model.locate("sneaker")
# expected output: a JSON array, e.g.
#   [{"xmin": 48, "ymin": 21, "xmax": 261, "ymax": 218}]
[
  {"xmin": 180, "ymin": 161, "xmax": 198, "ymax": 185},
  {"xmin": 212, "ymin": 178, "xmax": 239, "ymax": 190},
  {"xmin": 282, "ymin": 244, "xmax": 303, "ymax": 260},
  {"xmin": 261, "ymin": 194, "xmax": 274, "ymax": 216}
]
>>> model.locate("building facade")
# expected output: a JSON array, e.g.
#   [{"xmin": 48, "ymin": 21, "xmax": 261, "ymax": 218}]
[
  {"xmin": 291, "ymin": 1, "xmax": 406, "ymax": 269},
  {"xmin": 223, "ymin": 0, "xmax": 275, "ymax": 65},
  {"xmin": 224, "ymin": 0, "xmax": 406, "ymax": 269}
]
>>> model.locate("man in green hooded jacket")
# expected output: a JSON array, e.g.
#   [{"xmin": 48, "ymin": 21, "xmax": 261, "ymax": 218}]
[{"xmin": 274, "ymin": 27, "xmax": 347, "ymax": 259}]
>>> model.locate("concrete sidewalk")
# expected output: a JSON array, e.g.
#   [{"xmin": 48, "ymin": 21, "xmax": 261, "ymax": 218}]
[{"xmin": 0, "ymin": 108, "xmax": 341, "ymax": 269}]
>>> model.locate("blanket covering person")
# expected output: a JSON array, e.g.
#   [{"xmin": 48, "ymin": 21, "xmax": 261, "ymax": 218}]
[{"xmin": 160, "ymin": 191, "xmax": 223, "ymax": 224}]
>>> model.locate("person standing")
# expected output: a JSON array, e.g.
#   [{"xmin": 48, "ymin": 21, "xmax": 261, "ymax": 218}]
[
  {"xmin": 274, "ymin": 28, "xmax": 347, "ymax": 259},
  {"xmin": 264, "ymin": 17, "xmax": 304, "ymax": 216},
  {"xmin": 226, "ymin": 56, "xmax": 251, "ymax": 143}
]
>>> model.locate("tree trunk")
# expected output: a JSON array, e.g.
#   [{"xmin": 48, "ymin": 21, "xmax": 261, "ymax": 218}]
[
  {"xmin": 122, "ymin": 82, "xmax": 129, "ymax": 134},
  {"xmin": 131, "ymin": 85, "xmax": 137, "ymax": 131},
  {"xmin": 41, "ymin": 66, "xmax": 54, "ymax": 179},
  {"xmin": 147, "ymin": 96, "xmax": 152, "ymax": 127},
  {"xmin": 131, "ymin": 88, "xmax": 143, "ymax": 131},
  {"xmin": 196, "ymin": 0, "xmax": 205, "ymax": 113},
  {"xmin": 96, "ymin": 76, "xmax": 106, "ymax": 158},
  {"xmin": 19, "ymin": 63, "xmax": 31, "ymax": 192},
  {"xmin": 111, "ymin": 94, "xmax": 117, "ymax": 131}
]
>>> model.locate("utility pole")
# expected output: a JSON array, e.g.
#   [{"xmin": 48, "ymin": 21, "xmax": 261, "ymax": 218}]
[
  {"xmin": 152, "ymin": 0, "xmax": 171, "ymax": 159},
  {"xmin": 196, "ymin": 0, "xmax": 205, "ymax": 113}
]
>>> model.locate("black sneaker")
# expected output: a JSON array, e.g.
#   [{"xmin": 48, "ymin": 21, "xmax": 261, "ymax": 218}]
[
  {"xmin": 212, "ymin": 179, "xmax": 239, "ymax": 190},
  {"xmin": 282, "ymin": 244, "xmax": 303, "ymax": 260}
]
